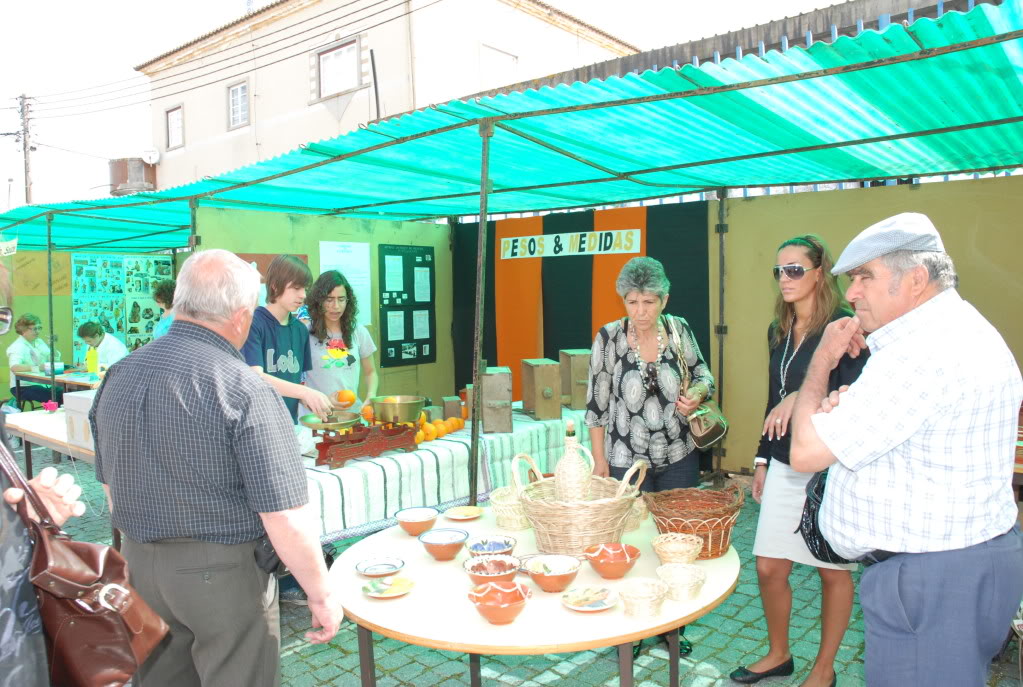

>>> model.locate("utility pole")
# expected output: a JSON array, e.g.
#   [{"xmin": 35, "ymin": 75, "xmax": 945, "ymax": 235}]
[{"xmin": 17, "ymin": 94, "xmax": 32, "ymax": 205}]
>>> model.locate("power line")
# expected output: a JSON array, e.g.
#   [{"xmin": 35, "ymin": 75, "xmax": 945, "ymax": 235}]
[
  {"xmin": 33, "ymin": 0, "xmax": 445, "ymax": 120},
  {"xmin": 34, "ymin": 142, "xmax": 112, "ymax": 160},
  {"xmin": 32, "ymin": 0, "xmax": 402, "ymax": 109}
]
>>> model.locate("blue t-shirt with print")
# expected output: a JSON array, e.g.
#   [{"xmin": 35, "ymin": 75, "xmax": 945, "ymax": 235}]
[{"xmin": 242, "ymin": 306, "xmax": 312, "ymax": 421}]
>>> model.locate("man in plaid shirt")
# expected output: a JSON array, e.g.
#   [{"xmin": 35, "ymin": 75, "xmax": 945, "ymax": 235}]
[{"xmin": 790, "ymin": 213, "xmax": 1023, "ymax": 687}]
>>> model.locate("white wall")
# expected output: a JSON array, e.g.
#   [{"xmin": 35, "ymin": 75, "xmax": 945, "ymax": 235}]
[{"xmin": 145, "ymin": 0, "xmax": 632, "ymax": 189}]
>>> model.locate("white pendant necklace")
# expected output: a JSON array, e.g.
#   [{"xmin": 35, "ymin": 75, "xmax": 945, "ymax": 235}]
[
  {"xmin": 629, "ymin": 320, "xmax": 665, "ymax": 393},
  {"xmin": 778, "ymin": 316, "xmax": 806, "ymax": 400}
]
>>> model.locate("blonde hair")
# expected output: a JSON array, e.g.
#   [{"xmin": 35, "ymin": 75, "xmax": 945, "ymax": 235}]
[{"xmin": 770, "ymin": 234, "xmax": 849, "ymax": 348}]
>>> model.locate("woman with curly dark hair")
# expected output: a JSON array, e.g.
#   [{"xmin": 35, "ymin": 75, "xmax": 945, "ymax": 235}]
[{"xmin": 302, "ymin": 270, "xmax": 378, "ymax": 412}]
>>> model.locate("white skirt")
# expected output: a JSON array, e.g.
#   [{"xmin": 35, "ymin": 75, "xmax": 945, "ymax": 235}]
[{"xmin": 752, "ymin": 460, "xmax": 856, "ymax": 570}]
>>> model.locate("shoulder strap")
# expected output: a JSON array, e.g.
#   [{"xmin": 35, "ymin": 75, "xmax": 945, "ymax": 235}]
[
  {"xmin": 0, "ymin": 438, "xmax": 60, "ymax": 535},
  {"xmin": 663, "ymin": 315, "xmax": 691, "ymax": 392}
]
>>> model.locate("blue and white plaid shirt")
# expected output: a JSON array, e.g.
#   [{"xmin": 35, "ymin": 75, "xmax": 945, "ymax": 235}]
[
  {"xmin": 91, "ymin": 320, "xmax": 308, "ymax": 545},
  {"xmin": 812, "ymin": 289, "xmax": 1022, "ymax": 560}
]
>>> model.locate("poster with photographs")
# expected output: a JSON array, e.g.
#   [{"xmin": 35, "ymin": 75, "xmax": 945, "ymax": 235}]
[
  {"xmin": 124, "ymin": 256, "xmax": 173, "ymax": 352},
  {"xmin": 71, "ymin": 254, "xmax": 126, "ymax": 365}
]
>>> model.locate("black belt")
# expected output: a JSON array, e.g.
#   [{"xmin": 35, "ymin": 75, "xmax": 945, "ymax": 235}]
[{"xmin": 859, "ymin": 549, "xmax": 902, "ymax": 567}]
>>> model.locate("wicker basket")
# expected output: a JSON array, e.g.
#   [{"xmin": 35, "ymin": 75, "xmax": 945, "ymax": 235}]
[
  {"xmin": 623, "ymin": 495, "xmax": 649, "ymax": 532},
  {"xmin": 553, "ymin": 436, "xmax": 593, "ymax": 502},
  {"xmin": 490, "ymin": 454, "xmax": 544, "ymax": 531},
  {"xmin": 516, "ymin": 460, "xmax": 648, "ymax": 555},
  {"xmin": 656, "ymin": 563, "xmax": 707, "ymax": 601},
  {"xmin": 620, "ymin": 577, "xmax": 669, "ymax": 617},
  {"xmin": 644, "ymin": 483, "xmax": 744, "ymax": 559},
  {"xmin": 651, "ymin": 533, "xmax": 703, "ymax": 564}
]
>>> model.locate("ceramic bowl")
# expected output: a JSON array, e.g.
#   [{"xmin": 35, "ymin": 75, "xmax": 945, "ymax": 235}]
[
  {"xmin": 523, "ymin": 554, "xmax": 581, "ymax": 593},
  {"xmin": 583, "ymin": 543, "xmax": 641, "ymax": 579},
  {"xmin": 395, "ymin": 507, "xmax": 439, "ymax": 536},
  {"xmin": 355, "ymin": 557, "xmax": 405, "ymax": 578},
  {"xmin": 418, "ymin": 528, "xmax": 469, "ymax": 561},
  {"xmin": 466, "ymin": 535, "xmax": 516, "ymax": 557},
  {"xmin": 468, "ymin": 581, "xmax": 531, "ymax": 625},
  {"xmin": 463, "ymin": 554, "xmax": 521, "ymax": 586}
]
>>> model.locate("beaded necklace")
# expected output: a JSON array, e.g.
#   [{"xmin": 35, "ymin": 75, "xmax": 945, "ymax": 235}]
[
  {"xmin": 628, "ymin": 319, "xmax": 665, "ymax": 394},
  {"xmin": 778, "ymin": 316, "xmax": 807, "ymax": 400}
]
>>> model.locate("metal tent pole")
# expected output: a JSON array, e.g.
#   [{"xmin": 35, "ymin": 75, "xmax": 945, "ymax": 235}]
[
  {"xmin": 467, "ymin": 120, "xmax": 494, "ymax": 507},
  {"xmin": 46, "ymin": 213, "xmax": 56, "ymax": 401}
]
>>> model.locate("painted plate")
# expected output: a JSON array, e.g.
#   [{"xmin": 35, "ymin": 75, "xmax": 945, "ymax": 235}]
[
  {"xmin": 362, "ymin": 576, "xmax": 414, "ymax": 599},
  {"xmin": 355, "ymin": 557, "xmax": 404, "ymax": 578},
  {"xmin": 561, "ymin": 586, "xmax": 619, "ymax": 613},
  {"xmin": 445, "ymin": 505, "xmax": 483, "ymax": 521}
]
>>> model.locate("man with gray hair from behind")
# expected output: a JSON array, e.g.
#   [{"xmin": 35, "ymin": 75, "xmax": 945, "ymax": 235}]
[
  {"xmin": 788, "ymin": 213, "xmax": 1023, "ymax": 687},
  {"xmin": 90, "ymin": 249, "xmax": 343, "ymax": 687}
]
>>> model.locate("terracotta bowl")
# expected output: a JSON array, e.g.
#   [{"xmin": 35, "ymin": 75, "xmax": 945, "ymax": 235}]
[
  {"xmin": 524, "ymin": 554, "xmax": 581, "ymax": 593},
  {"xmin": 418, "ymin": 528, "xmax": 469, "ymax": 561},
  {"xmin": 466, "ymin": 535, "xmax": 516, "ymax": 557},
  {"xmin": 395, "ymin": 507, "xmax": 439, "ymax": 536},
  {"xmin": 583, "ymin": 543, "xmax": 641, "ymax": 579},
  {"xmin": 463, "ymin": 554, "xmax": 521, "ymax": 586},
  {"xmin": 468, "ymin": 581, "xmax": 531, "ymax": 625}
]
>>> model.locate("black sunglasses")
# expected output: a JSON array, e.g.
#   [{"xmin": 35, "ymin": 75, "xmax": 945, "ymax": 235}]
[
  {"xmin": 645, "ymin": 362, "xmax": 659, "ymax": 395},
  {"xmin": 773, "ymin": 264, "xmax": 818, "ymax": 281}
]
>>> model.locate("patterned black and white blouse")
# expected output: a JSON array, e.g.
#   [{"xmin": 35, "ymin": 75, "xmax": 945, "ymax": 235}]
[{"xmin": 584, "ymin": 316, "xmax": 716, "ymax": 469}]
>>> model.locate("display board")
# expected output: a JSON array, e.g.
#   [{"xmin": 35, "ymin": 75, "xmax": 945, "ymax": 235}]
[
  {"xmin": 70, "ymin": 253, "xmax": 173, "ymax": 363},
  {"xmin": 378, "ymin": 244, "xmax": 435, "ymax": 368}
]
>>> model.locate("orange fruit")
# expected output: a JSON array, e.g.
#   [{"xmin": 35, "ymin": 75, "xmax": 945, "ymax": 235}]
[
  {"xmin": 335, "ymin": 389, "xmax": 356, "ymax": 406},
  {"xmin": 417, "ymin": 411, "xmax": 427, "ymax": 427},
  {"xmin": 422, "ymin": 423, "xmax": 437, "ymax": 441},
  {"xmin": 461, "ymin": 404, "xmax": 468, "ymax": 420},
  {"xmin": 414, "ymin": 430, "xmax": 425, "ymax": 444},
  {"xmin": 456, "ymin": 417, "xmax": 465, "ymax": 430},
  {"xmin": 445, "ymin": 418, "xmax": 459, "ymax": 433},
  {"xmin": 432, "ymin": 420, "xmax": 447, "ymax": 438},
  {"xmin": 361, "ymin": 405, "xmax": 374, "ymax": 421}
]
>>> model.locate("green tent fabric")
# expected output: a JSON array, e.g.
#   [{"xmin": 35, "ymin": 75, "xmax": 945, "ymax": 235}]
[{"xmin": 2, "ymin": 0, "xmax": 1022, "ymax": 252}]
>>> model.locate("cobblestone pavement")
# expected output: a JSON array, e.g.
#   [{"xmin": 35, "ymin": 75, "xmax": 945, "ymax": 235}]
[{"xmin": 15, "ymin": 444, "xmax": 1019, "ymax": 687}]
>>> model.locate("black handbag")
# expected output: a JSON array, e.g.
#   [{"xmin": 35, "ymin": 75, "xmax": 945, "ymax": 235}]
[{"xmin": 795, "ymin": 469, "xmax": 852, "ymax": 565}]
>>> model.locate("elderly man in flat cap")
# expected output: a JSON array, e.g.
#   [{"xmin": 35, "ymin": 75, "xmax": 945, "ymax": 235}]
[{"xmin": 788, "ymin": 212, "xmax": 1023, "ymax": 686}]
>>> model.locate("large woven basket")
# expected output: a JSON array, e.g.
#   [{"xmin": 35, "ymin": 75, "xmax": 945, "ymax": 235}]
[
  {"xmin": 516, "ymin": 459, "xmax": 647, "ymax": 555},
  {"xmin": 643, "ymin": 483, "xmax": 744, "ymax": 559},
  {"xmin": 490, "ymin": 454, "xmax": 544, "ymax": 531}
]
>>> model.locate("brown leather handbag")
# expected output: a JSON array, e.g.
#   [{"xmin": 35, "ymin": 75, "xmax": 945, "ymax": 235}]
[
  {"xmin": 665, "ymin": 315, "xmax": 729, "ymax": 450},
  {"xmin": 0, "ymin": 446, "xmax": 168, "ymax": 687}
]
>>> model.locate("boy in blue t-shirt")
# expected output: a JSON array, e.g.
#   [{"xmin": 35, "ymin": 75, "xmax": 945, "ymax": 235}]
[{"xmin": 242, "ymin": 255, "xmax": 332, "ymax": 422}]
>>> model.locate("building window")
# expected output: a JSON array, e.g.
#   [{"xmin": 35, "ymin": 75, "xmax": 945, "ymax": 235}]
[
  {"xmin": 228, "ymin": 82, "xmax": 249, "ymax": 129},
  {"xmin": 318, "ymin": 40, "xmax": 359, "ymax": 99},
  {"xmin": 166, "ymin": 106, "xmax": 183, "ymax": 149}
]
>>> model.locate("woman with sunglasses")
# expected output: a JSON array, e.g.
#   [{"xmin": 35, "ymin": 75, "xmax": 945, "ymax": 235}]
[
  {"xmin": 585, "ymin": 256, "xmax": 715, "ymax": 492},
  {"xmin": 730, "ymin": 236, "xmax": 867, "ymax": 687}
]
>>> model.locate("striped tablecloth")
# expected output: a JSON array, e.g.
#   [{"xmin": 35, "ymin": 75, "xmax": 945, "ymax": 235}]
[{"xmin": 304, "ymin": 406, "xmax": 590, "ymax": 543}]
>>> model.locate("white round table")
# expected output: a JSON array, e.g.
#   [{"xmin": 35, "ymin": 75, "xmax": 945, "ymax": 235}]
[{"xmin": 331, "ymin": 509, "xmax": 740, "ymax": 687}]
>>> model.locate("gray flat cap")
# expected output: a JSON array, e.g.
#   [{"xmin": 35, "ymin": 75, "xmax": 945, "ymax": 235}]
[{"xmin": 832, "ymin": 212, "xmax": 944, "ymax": 275}]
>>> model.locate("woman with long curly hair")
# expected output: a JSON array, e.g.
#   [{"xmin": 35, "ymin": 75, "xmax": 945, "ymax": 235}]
[
  {"xmin": 302, "ymin": 270, "xmax": 378, "ymax": 412},
  {"xmin": 730, "ymin": 235, "xmax": 867, "ymax": 687}
]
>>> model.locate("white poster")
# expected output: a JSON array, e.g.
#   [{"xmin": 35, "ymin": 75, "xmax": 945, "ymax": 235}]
[
  {"xmin": 412, "ymin": 309, "xmax": 430, "ymax": 340},
  {"xmin": 384, "ymin": 255, "xmax": 404, "ymax": 293},
  {"xmin": 386, "ymin": 310, "xmax": 405, "ymax": 341},
  {"xmin": 413, "ymin": 266, "xmax": 431, "ymax": 302},
  {"xmin": 318, "ymin": 241, "xmax": 372, "ymax": 327}
]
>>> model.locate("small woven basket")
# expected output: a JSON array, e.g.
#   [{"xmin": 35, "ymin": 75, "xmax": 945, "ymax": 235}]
[
  {"xmin": 623, "ymin": 495, "xmax": 649, "ymax": 532},
  {"xmin": 620, "ymin": 577, "xmax": 669, "ymax": 617},
  {"xmin": 656, "ymin": 563, "xmax": 707, "ymax": 601},
  {"xmin": 644, "ymin": 483, "xmax": 744, "ymax": 559},
  {"xmin": 517, "ymin": 460, "xmax": 647, "ymax": 555},
  {"xmin": 490, "ymin": 454, "xmax": 544, "ymax": 531},
  {"xmin": 651, "ymin": 533, "xmax": 703, "ymax": 564}
]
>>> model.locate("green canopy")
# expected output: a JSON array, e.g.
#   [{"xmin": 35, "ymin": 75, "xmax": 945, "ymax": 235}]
[{"xmin": 3, "ymin": 0, "xmax": 1022, "ymax": 252}]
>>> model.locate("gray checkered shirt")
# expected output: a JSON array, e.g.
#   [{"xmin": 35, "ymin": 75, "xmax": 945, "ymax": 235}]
[
  {"xmin": 91, "ymin": 320, "xmax": 308, "ymax": 544},
  {"xmin": 813, "ymin": 289, "xmax": 1023, "ymax": 559}
]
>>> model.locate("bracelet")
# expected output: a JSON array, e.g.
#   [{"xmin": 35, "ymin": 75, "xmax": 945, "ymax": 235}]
[{"xmin": 753, "ymin": 457, "xmax": 768, "ymax": 468}]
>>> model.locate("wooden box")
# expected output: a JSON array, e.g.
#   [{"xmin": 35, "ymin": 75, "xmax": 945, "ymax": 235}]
[
  {"xmin": 441, "ymin": 396, "xmax": 462, "ymax": 421},
  {"xmin": 559, "ymin": 349, "xmax": 591, "ymax": 410},
  {"xmin": 423, "ymin": 405, "xmax": 444, "ymax": 423},
  {"xmin": 521, "ymin": 358, "xmax": 561, "ymax": 420},
  {"xmin": 481, "ymin": 366, "xmax": 513, "ymax": 434}
]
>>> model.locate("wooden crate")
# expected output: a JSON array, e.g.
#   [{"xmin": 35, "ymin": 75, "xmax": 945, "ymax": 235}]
[
  {"xmin": 521, "ymin": 358, "xmax": 561, "ymax": 420},
  {"xmin": 481, "ymin": 366, "xmax": 513, "ymax": 433},
  {"xmin": 559, "ymin": 349, "xmax": 591, "ymax": 410}
]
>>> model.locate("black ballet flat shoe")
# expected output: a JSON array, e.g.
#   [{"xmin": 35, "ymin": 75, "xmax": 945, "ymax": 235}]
[{"xmin": 728, "ymin": 656, "xmax": 795, "ymax": 684}]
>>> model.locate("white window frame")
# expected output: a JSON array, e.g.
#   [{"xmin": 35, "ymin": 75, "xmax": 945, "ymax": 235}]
[
  {"xmin": 316, "ymin": 38, "xmax": 361, "ymax": 100},
  {"xmin": 227, "ymin": 80, "xmax": 250, "ymax": 130},
  {"xmin": 165, "ymin": 105, "xmax": 184, "ymax": 150}
]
